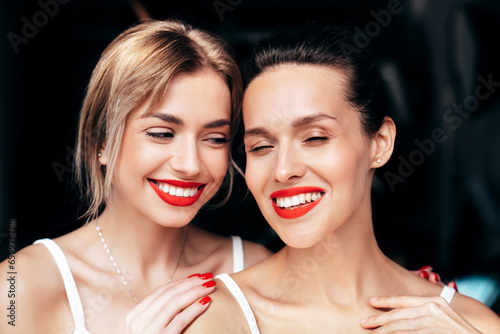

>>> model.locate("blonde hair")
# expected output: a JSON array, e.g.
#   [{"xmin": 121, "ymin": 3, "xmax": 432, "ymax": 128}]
[{"xmin": 75, "ymin": 19, "xmax": 243, "ymax": 222}]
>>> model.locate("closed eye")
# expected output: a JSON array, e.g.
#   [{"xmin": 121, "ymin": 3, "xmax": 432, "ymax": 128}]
[
  {"xmin": 209, "ymin": 137, "xmax": 230, "ymax": 145},
  {"xmin": 249, "ymin": 145, "xmax": 273, "ymax": 153},
  {"xmin": 147, "ymin": 132, "xmax": 174, "ymax": 139},
  {"xmin": 305, "ymin": 136, "xmax": 329, "ymax": 142}
]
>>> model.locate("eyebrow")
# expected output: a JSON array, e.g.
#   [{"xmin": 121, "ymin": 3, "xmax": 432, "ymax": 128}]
[
  {"xmin": 143, "ymin": 113, "xmax": 183, "ymax": 125},
  {"xmin": 244, "ymin": 113, "xmax": 336, "ymax": 138},
  {"xmin": 204, "ymin": 119, "xmax": 231, "ymax": 129},
  {"xmin": 143, "ymin": 113, "xmax": 230, "ymax": 129},
  {"xmin": 291, "ymin": 113, "xmax": 337, "ymax": 128},
  {"xmin": 244, "ymin": 127, "xmax": 270, "ymax": 139}
]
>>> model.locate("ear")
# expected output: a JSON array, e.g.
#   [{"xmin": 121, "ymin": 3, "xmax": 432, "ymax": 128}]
[
  {"xmin": 370, "ymin": 116, "xmax": 396, "ymax": 168},
  {"xmin": 98, "ymin": 145, "xmax": 108, "ymax": 166}
]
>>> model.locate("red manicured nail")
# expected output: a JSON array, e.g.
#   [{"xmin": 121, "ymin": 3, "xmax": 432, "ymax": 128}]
[
  {"xmin": 432, "ymin": 272, "xmax": 440, "ymax": 281},
  {"xmin": 421, "ymin": 271, "xmax": 429, "ymax": 279},
  {"xmin": 200, "ymin": 273, "xmax": 213, "ymax": 280},
  {"xmin": 199, "ymin": 296, "xmax": 211, "ymax": 305},
  {"xmin": 188, "ymin": 273, "xmax": 201, "ymax": 278},
  {"xmin": 450, "ymin": 281, "xmax": 458, "ymax": 292},
  {"xmin": 202, "ymin": 280, "xmax": 216, "ymax": 288},
  {"xmin": 418, "ymin": 265, "xmax": 432, "ymax": 271}
]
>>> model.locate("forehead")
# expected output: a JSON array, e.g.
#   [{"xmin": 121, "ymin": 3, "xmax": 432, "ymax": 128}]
[
  {"xmin": 133, "ymin": 69, "xmax": 231, "ymax": 121},
  {"xmin": 243, "ymin": 65, "xmax": 351, "ymax": 125}
]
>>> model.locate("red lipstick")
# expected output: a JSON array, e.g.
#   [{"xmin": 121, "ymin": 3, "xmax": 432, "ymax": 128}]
[
  {"xmin": 149, "ymin": 179, "xmax": 205, "ymax": 207},
  {"xmin": 270, "ymin": 187, "xmax": 325, "ymax": 219}
]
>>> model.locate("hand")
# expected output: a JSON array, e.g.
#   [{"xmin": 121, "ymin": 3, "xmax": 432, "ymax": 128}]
[
  {"xmin": 412, "ymin": 265, "xmax": 458, "ymax": 291},
  {"xmin": 126, "ymin": 273, "xmax": 215, "ymax": 334},
  {"xmin": 360, "ymin": 295, "xmax": 482, "ymax": 333}
]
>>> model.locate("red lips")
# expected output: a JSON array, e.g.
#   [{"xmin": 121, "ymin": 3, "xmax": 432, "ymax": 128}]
[
  {"xmin": 149, "ymin": 179, "xmax": 205, "ymax": 207},
  {"xmin": 270, "ymin": 187, "xmax": 325, "ymax": 219}
]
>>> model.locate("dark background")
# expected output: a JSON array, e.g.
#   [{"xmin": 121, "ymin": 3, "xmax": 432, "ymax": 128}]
[{"xmin": 1, "ymin": 0, "xmax": 500, "ymax": 310}]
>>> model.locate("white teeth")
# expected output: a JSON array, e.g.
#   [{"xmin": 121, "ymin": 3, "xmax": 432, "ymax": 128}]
[
  {"xmin": 275, "ymin": 191, "xmax": 323, "ymax": 209},
  {"xmin": 156, "ymin": 182, "xmax": 200, "ymax": 198},
  {"xmin": 299, "ymin": 194, "xmax": 306, "ymax": 204}
]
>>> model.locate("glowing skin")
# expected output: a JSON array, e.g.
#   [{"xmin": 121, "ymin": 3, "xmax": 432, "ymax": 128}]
[
  {"xmin": 109, "ymin": 70, "xmax": 231, "ymax": 227},
  {"xmin": 243, "ymin": 65, "xmax": 376, "ymax": 248}
]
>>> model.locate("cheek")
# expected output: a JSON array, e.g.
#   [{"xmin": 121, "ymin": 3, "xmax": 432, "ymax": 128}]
[
  {"xmin": 202, "ymin": 147, "xmax": 229, "ymax": 184},
  {"xmin": 244, "ymin": 157, "xmax": 268, "ymax": 198}
]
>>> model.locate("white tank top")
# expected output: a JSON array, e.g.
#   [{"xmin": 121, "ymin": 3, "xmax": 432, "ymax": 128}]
[
  {"xmin": 216, "ymin": 273, "xmax": 457, "ymax": 334},
  {"xmin": 34, "ymin": 235, "xmax": 245, "ymax": 334}
]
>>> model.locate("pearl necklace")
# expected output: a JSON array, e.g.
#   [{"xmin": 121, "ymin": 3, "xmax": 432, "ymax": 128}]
[{"xmin": 95, "ymin": 222, "xmax": 190, "ymax": 303}]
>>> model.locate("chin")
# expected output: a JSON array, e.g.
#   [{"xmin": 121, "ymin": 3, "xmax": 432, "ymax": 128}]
[
  {"xmin": 148, "ymin": 208, "xmax": 198, "ymax": 228},
  {"xmin": 273, "ymin": 223, "xmax": 325, "ymax": 249}
]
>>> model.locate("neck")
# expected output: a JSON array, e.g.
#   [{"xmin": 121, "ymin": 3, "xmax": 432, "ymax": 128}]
[
  {"xmin": 265, "ymin": 195, "xmax": 401, "ymax": 308},
  {"xmin": 94, "ymin": 198, "xmax": 190, "ymax": 291}
]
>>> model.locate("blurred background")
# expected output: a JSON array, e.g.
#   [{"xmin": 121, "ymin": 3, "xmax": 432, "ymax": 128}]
[{"xmin": 1, "ymin": 0, "xmax": 499, "ymax": 311}]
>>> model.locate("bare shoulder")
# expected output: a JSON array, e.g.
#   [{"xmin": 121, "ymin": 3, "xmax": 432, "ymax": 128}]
[
  {"xmin": 451, "ymin": 292, "xmax": 500, "ymax": 334},
  {"xmin": 242, "ymin": 239, "xmax": 273, "ymax": 268},
  {"xmin": 184, "ymin": 276, "xmax": 252, "ymax": 334},
  {"xmin": 0, "ymin": 241, "xmax": 70, "ymax": 332},
  {"xmin": 189, "ymin": 226, "xmax": 272, "ymax": 272}
]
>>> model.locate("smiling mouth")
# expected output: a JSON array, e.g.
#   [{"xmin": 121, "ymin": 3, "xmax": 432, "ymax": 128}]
[
  {"xmin": 272, "ymin": 191, "xmax": 324, "ymax": 209},
  {"xmin": 149, "ymin": 179, "xmax": 205, "ymax": 198},
  {"xmin": 148, "ymin": 179, "xmax": 206, "ymax": 207},
  {"xmin": 269, "ymin": 187, "xmax": 325, "ymax": 219}
]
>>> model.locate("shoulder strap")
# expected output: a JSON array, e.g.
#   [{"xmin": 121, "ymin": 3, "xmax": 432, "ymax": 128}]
[
  {"xmin": 231, "ymin": 236, "xmax": 245, "ymax": 273},
  {"xmin": 216, "ymin": 273, "xmax": 260, "ymax": 334},
  {"xmin": 34, "ymin": 239, "xmax": 88, "ymax": 332},
  {"xmin": 440, "ymin": 285, "xmax": 456, "ymax": 304}
]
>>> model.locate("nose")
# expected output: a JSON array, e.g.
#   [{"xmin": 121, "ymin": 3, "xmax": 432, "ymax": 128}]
[
  {"xmin": 169, "ymin": 136, "xmax": 202, "ymax": 177},
  {"xmin": 273, "ymin": 143, "xmax": 306, "ymax": 183}
]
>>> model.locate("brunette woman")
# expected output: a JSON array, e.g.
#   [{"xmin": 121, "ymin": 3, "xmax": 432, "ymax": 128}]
[{"xmin": 185, "ymin": 22, "xmax": 500, "ymax": 333}]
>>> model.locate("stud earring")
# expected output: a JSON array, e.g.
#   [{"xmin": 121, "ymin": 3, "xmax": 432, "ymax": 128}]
[
  {"xmin": 377, "ymin": 158, "xmax": 381, "ymax": 163},
  {"xmin": 98, "ymin": 153, "xmax": 102, "ymax": 157}
]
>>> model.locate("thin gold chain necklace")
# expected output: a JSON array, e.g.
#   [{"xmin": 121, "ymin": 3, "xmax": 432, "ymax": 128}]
[{"xmin": 95, "ymin": 222, "xmax": 190, "ymax": 303}]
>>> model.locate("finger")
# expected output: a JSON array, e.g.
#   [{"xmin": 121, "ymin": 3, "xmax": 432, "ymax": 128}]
[
  {"xmin": 429, "ymin": 272, "xmax": 441, "ymax": 284},
  {"xmin": 126, "ymin": 275, "xmax": 213, "ymax": 331},
  {"xmin": 129, "ymin": 274, "xmax": 212, "ymax": 317},
  {"xmin": 142, "ymin": 279, "xmax": 216, "ymax": 330},
  {"xmin": 369, "ymin": 295, "xmax": 446, "ymax": 309},
  {"xmin": 448, "ymin": 281, "xmax": 458, "ymax": 292},
  {"xmin": 161, "ymin": 296, "xmax": 212, "ymax": 334},
  {"xmin": 369, "ymin": 317, "xmax": 431, "ymax": 334},
  {"xmin": 417, "ymin": 265, "xmax": 433, "ymax": 274},
  {"xmin": 361, "ymin": 305, "xmax": 437, "ymax": 329}
]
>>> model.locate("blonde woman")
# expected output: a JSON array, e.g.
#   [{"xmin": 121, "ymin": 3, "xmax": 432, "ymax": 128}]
[
  {"xmin": 0, "ymin": 20, "xmax": 271, "ymax": 334},
  {"xmin": 185, "ymin": 22, "xmax": 500, "ymax": 333},
  {"xmin": 0, "ymin": 19, "xmax": 446, "ymax": 334}
]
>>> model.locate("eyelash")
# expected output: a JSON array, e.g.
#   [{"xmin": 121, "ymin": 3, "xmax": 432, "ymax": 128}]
[
  {"xmin": 249, "ymin": 145, "xmax": 273, "ymax": 153},
  {"xmin": 210, "ymin": 138, "xmax": 230, "ymax": 145},
  {"xmin": 305, "ymin": 136, "xmax": 329, "ymax": 143},
  {"xmin": 147, "ymin": 132, "xmax": 173, "ymax": 139},
  {"xmin": 146, "ymin": 132, "xmax": 229, "ymax": 145},
  {"xmin": 249, "ymin": 136, "xmax": 329, "ymax": 153}
]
